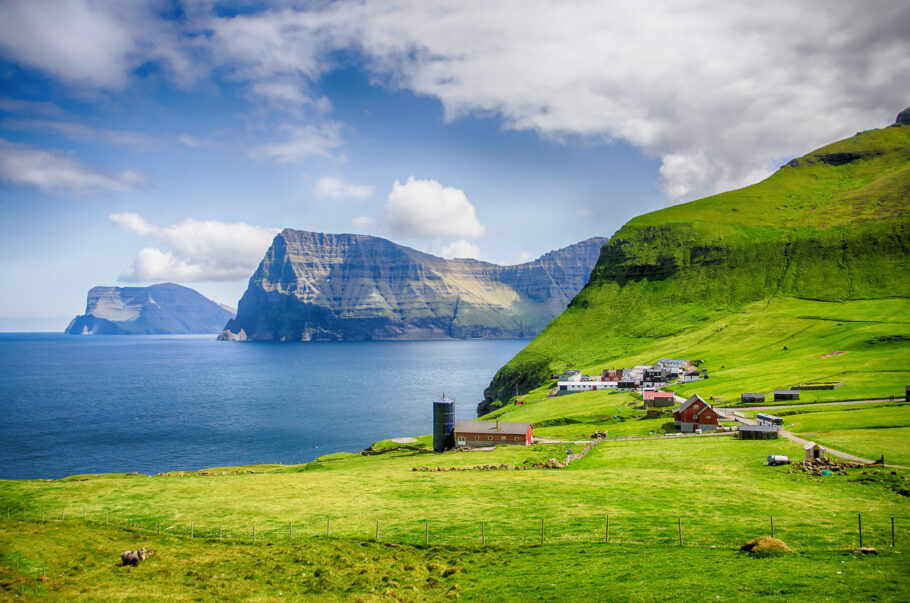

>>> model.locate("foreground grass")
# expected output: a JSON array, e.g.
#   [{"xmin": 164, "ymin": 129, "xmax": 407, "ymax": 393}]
[
  {"xmin": 2, "ymin": 436, "xmax": 908, "ymax": 551},
  {"xmin": 1, "ymin": 521, "xmax": 909, "ymax": 601}
]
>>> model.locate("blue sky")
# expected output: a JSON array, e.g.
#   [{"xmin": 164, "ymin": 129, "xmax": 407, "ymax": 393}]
[{"xmin": 0, "ymin": 1, "xmax": 907, "ymax": 330}]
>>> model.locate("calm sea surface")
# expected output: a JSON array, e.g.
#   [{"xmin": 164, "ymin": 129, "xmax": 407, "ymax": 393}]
[{"xmin": 0, "ymin": 334, "xmax": 527, "ymax": 480}]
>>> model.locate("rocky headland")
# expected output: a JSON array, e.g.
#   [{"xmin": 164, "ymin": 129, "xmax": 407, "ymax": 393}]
[
  {"xmin": 66, "ymin": 283, "xmax": 235, "ymax": 335},
  {"xmin": 219, "ymin": 230, "xmax": 607, "ymax": 342}
]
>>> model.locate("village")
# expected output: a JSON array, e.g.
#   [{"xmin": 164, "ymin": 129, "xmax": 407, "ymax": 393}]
[{"xmin": 430, "ymin": 359, "xmax": 910, "ymax": 468}]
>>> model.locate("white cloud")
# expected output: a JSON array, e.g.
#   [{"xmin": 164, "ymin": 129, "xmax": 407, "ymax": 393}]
[
  {"xmin": 110, "ymin": 212, "xmax": 279, "ymax": 282},
  {"xmin": 0, "ymin": 0, "xmax": 195, "ymax": 90},
  {"xmin": 350, "ymin": 215, "xmax": 375, "ymax": 229},
  {"xmin": 0, "ymin": 139, "xmax": 145, "ymax": 193},
  {"xmin": 517, "ymin": 251, "xmax": 533, "ymax": 263},
  {"xmin": 0, "ymin": 96, "xmax": 65, "ymax": 117},
  {"xmin": 0, "ymin": 118, "xmax": 159, "ymax": 150},
  {"xmin": 382, "ymin": 176, "xmax": 485, "ymax": 239},
  {"xmin": 439, "ymin": 239, "xmax": 481, "ymax": 260},
  {"xmin": 177, "ymin": 134, "xmax": 212, "ymax": 148},
  {"xmin": 314, "ymin": 176, "xmax": 374, "ymax": 201},
  {"xmin": 249, "ymin": 122, "xmax": 344, "ymax": 163}
]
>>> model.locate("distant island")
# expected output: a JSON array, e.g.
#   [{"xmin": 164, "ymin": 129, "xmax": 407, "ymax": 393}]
[
  {"xmin": 219, "ymin": 231, "xmax": 607, "ymax": 341},
  {"xmin": 66, "ymin": 283, "xmax": 235, "ymax": 335}
]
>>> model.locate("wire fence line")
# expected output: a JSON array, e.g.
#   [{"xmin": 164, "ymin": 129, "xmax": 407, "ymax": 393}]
[{"xmin": 3, "ymin": 505, "xmax": 908, "ymax": 551}]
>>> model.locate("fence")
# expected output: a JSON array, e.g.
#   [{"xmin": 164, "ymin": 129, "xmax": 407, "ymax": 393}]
[{"xmin": 3, "ymin": 505, "xmax": 907, "ymax": 551}]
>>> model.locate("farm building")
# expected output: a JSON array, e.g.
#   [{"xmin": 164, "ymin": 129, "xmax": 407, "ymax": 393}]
[
  {"xmin": 682, "ymin": 371, "xmax": 702, "ymax": 383},
  {"xmin": 756, "ymin": 413, "xmax": 784, "ymax": 426},
  {"xmin": 673, "ymin": 394, "xmax": 720, "ymax": 433},
  {"xmin": 454, "ymin": 420, "xmax": 532, "ymax": 448},
  {"xmin": 774, "ymin": 389, "xmax": 800, "ymax": 401},
  {"xmin": 643, "ymin": 391, "xmax": 676, "ymax": 408},
  {"xmin": 804, "ymin": 441, "xmax": 825, "ymax": 461},
  {"xmin": 557, "ymin": 381, "xmax": 615, "ymax": 395},
  {"xmin": 741, "ymin": 393, "xmax": 765, "ymax": 404},
  {"xmin": 737, "ymin": 424, "xmax": 778, "ymax": 440}
]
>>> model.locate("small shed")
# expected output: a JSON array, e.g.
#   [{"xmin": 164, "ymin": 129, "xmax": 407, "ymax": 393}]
[
  {"xmin": 454, "ymin": 420, "xmax": 532, "ymax": 448},
  {"xmin": 804, "ymin": 441, "xmax": 825, "ymax": 461},
  {"xmin": 773, "ymin": 389, "xmax": 800, "ymax": 401},
  {"xmin": 741, "ymin": 393, "xmax": 765, "ymax": 404},
  {"xmin": 738, "ymin": 424, "xmax": 778, "ymax": 440}
]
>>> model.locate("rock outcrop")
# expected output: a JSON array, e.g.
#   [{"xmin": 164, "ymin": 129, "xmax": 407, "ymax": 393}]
[
  {"xmin": 219, "ymin": 231, "xmax": 607, "ymax": 341},
  {"xmin": 66, "ymin": 283, "xmax": 235, "ymax": 335}
]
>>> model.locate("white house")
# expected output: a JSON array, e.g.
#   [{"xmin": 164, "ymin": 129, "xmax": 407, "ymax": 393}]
[{"xmin": 557, "ymin": 381, "xmax": 616, "ymax": 395}]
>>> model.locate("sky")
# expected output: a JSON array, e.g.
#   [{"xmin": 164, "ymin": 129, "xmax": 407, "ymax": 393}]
[{"xmin": 0, "ymin": 1, "xmax": 908, "ymax": 330}]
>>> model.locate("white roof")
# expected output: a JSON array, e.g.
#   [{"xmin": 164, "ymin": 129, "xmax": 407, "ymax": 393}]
[{"xmin": 803, "ymin": 441, "xmax": 821, "ymax": 450}]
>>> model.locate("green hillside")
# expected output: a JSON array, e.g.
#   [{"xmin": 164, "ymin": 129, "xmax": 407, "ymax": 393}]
[{"xmin": 486, "ymin": 118, "xmax": 910, "ymax": 404}]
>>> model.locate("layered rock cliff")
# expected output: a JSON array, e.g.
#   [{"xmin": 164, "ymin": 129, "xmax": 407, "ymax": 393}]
[
  {"xmin": 66, "ymin": 283, "xmax": 235, "ymax": 335},
  {"xmin": 219, "ymin": 232, "xmax": 607, "ymax": 341}
]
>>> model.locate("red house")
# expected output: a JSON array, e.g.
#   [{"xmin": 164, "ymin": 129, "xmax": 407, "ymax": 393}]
[
  {"xmin": 454, "ymin": 420, "xmax": 533, "ymax": 448},
  {"xmin": 673, "ymin": 394, "xmax": 719, "ymax": 433}
]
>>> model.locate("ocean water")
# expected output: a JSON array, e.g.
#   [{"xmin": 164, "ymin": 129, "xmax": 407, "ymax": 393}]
[{"xmin": 0, "ymin": 334, "xmax": 527, "ymax": 480}]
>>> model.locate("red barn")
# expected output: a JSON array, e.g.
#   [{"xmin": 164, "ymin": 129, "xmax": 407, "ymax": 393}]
[
  {"xmin": 454, "ymin": 420, "xmax": 533, "ymax": 448},
  {"xmin": 673, "ymin": 394, "xmax": 719, "ymax": 433}
]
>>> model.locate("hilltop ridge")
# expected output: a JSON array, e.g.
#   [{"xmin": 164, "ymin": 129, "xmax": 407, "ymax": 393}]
[{"xmin": 484, "ymin": 109, "xmax": 910, "ymax": 405}]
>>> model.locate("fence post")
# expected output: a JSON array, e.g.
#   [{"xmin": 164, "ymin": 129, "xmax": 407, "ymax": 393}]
[
  {"xmin": 219, "ymin": 523, "xmax": 222, "ymax": 540},
  {"xmin": 482, "ymin": 521, "xmax": 485, "ymax": 545},
  {"xmin": 289, "ymin": 521, "xmax": 293, "ymax": 540},
  {"xmin": 858, "ymin": 513, "xmax": 863, "ymax": 548},
  {"xmin": 540, "ymin": 518, "xmax": 545, "ymax": 545},
  {"xmin": 375, "ymin": 520, "xmax": 380, "ymax": 542},
  {"xmin": 605, "ymin": 515, "xmax": 610, "ymax": 544},
  {"xmin": 326, "ymin": 517, "xmax": 331, "ymax": 537},
  {"xmin": 83, "ymin": 505, "xmax": 86, "ymax": 521},
  {"xmin": 23, "ymin": 504, "xmax": 26, "ymax": 521},
  {"xmin": 253, "ymin": 525, "xmax": 256, "ymax": 543},
  {"xmin": 425, "ymin": 521, "xmax": 429, "ymax": 545},
  {"xmin": 677, "ymin": 518, "xmax": 682, "ymax": 546},
  {"xmin": 41, "ymin": 510, "xmax": 44, "ymax": 522},
  {"xmin": 105, "ymin": 509, "xmax": 108, "ymax": 525},
  {"xmin": 191, "ymin": 522, "xmax": 194, "ymax": 539},
  {"xmin": 61, "ymin": 508, "xmax": 64, "ymax": 521},
  {"xmin": 157, "ymin": 521, "xmax": 160, "ymax": 536},
  {"xmin": 770, "ymin": 515, "xmax": 774, "ymax": 538},
  {"xmin": 891, "ymin": 517, "xmax": 895, "ymax": 547}
]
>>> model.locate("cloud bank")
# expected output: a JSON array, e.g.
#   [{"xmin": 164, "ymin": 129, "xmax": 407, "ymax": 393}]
[
  {"xmin": 110, "ymin": 212, "xmax": 278, "ymax": 282},
  {"xmin": 0, "ymin": 139, "xmax": 145, "ymax": 193},
  {"xmin": 1, "ymin": 2, "xmax": 908, "ymax": 201}
]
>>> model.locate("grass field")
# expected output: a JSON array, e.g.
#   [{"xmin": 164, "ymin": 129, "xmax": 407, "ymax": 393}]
[{"xmin": 2, "ymin": 521, "xmax": 908, "ymax": 601}]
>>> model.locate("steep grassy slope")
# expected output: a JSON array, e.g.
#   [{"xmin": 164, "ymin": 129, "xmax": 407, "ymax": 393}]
[{"xmin": 486, "ymin": 118, "xmax": 910, "ymax": 403}]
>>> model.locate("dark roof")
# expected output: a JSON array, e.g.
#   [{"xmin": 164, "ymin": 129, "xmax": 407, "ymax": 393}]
[
  {"xmin": 741, "ymin": 393, "xmax": 764, "ymax": 397},
  {"xmin": 674, "ymin": 394, "xmax": 708, "ymax": 414},
  {"xmin": 774, "ymin": 389, "xmax": 800, "ymax": 395},
  {"xmin": 455, "ymin": 420, "xmax": 531, "ymax": 436},
  {"xmin": 739, "ymin": 424, "xmax": 777, "ymax": 432}
]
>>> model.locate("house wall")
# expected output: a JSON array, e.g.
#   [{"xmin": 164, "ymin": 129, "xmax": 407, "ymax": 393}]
[{"xmin": 455, "ymin": 428, "xmax": 532, "ymax": 447}]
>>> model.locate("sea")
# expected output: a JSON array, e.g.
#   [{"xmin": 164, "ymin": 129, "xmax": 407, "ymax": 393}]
[{"xmin": 0, "ymin": 334, "xmax": 527, "ymax": 480}]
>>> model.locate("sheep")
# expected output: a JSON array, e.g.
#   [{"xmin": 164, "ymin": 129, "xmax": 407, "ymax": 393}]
[{"xmin": 120, "ymin": 548, "xmax": 147, "ymax": 566}]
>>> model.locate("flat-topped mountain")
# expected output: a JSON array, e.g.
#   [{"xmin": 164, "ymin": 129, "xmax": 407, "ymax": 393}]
[
  {"xmin": 219, "ymin": 232, "xmax": 607, "ymax": 341},
  {"xmin": 66, "ymin": 283, "xmax": 235, "ymax": 335}
]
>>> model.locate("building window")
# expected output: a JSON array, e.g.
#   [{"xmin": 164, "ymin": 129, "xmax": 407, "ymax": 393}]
[
  {"xmin": 501, "ymin": 436, "xmax": 506, "ymax": 441},
  {"xmin": 488, "ymin": 436, "xmax": 493, "ymax": 441},
  {"xmin": 514, "ymin": 437, "xmax": 520, "ymax": 441},
  {"xmin": 474, "ymin": 435, "xmax": 479, "ymax": 441}
]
